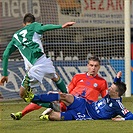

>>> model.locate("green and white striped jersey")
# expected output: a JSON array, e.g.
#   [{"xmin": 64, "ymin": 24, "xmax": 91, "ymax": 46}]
[{"xmin": 2, "ymin": 22, "xmax": 62, "ymax": 76}]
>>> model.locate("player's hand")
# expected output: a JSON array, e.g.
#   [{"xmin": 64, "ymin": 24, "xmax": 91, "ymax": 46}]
[
  {"xmin": 116, "ymin": 71, "xmax": 122, "ymax": 78},
  {"xmin": 112, "ymin": 117, "xmax": 125, "ymax": 121},
  {"xmin": 62, "ymin": 22, "xmax": 76, "ymax": 28},
  {"xmin": 0, "ymin": 82, "xmax": 3, "ymax": 86},
  {"xmin": 0, "ymin": 76, "xmax": 8, "ymax": 85}
]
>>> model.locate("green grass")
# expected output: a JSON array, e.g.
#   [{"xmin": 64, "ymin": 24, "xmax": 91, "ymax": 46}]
[{"xmin": 0, "ymin": 97, "xmax": 133, "ymax": 133}]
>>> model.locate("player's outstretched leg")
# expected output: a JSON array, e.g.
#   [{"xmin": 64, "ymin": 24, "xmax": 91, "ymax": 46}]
[{"xmin": 24, "ymin": 92, "xmax": 59, "ymax": 103}]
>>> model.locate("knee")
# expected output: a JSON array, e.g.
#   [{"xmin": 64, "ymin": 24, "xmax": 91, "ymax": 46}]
[
  {"xmin": 60, "ymin": 93, "xmax": 68, "ymax": 99},
  {"xmin": 49, "ymin": 111, "xmax": 61, "ymax": 121},
  {"xmin": 60, "ymin": 94, "xmax": 74, "ymax": 103},
  {"xmin": 49, "ymin": 114, "xmax": 54, "ymax": 121},
  {"xmin": 52, "ymin": 73, "xmax": 60, "ymax": 82}
]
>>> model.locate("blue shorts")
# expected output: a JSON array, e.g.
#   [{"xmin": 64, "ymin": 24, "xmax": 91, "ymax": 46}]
[{"xmin": 60, "ymin": 96, "xmax": 92, "ymax": 120}]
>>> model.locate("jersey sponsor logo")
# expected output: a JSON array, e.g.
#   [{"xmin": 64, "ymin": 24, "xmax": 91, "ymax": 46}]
[
  {"xmin": 81, "ymin": 89, "xmax": 87, "ymax": 97},
  {"xmin": 117, "ymin": 100, "xmax": 129, "ymax": 115},
  {"xmin": 122, "ymin": 108, "xmax": 129, "ymax": 115}
]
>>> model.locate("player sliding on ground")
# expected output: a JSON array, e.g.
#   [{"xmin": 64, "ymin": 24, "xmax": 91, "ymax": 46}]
[
  {"xmin": 23, "ymin": 72, "xmax": 133, "ymax": 121},
  {"xmin": 10, "ymin": 56, "xmax": 108, "ymax": 120}
]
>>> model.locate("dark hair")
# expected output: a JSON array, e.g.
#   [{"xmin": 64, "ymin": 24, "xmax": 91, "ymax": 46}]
[
  {"xmin": 114, "ymin": 82, "xmax": 127, "ymax": 97},
  {"xmin": 23, "ymin": 13, "xmax": 35, "ymax": 24},
  {"xmin": 88, "ymin": 55, "xmax": 100, "ymax": 65}
]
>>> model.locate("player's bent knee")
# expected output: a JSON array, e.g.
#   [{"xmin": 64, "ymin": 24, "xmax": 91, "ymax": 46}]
[
  {"xmin": 60, "ymin": 94, "xmax": 74, "ymax": 104},
  {"xmin": 52, "ymin": 76, "xmax": 59, "ymax": 82},
  {"xmin": 49, "ymin": 111, "xmax": 61, "ymax": 121}
]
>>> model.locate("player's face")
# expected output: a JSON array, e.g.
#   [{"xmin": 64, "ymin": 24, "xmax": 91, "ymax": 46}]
[
  {"xmin": 87, "ymin": 60, "xmax": 100, "ymax": 76},
  {"xmin": 108, "ymin": 84, "xmax": 119, "ymax": 98}
]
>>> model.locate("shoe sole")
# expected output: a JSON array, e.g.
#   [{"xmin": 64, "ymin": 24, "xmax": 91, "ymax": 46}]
[{"xmin": 10, "ymin": 113, "xmax": 19, "ymax": 120}]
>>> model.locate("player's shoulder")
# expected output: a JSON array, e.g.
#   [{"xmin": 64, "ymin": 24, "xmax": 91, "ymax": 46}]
[
  {"xmin": 72, "ymin": 73, "xmax": 86, "ymax": 80},
  {"xmin": 14, "ymin": 25, "xmax": 27, "ymax": 34},
  {"xmin": 26, "ymin": 22, "xmax": 41, "ymax": 29},
  {"xmin": 32, "ymin": 22, "xmax": 41, "ymax": 25},
  {"xmin": 14, "ymin": 28, "xmax": 21, "ymax": 34},
  {"xmin": 96, "ymin": 74, "xmax": 106, "ymax": 81},
  {"xmin": 74, "ymin": 73, "xmax": 86, "ymax": 77},
  {"xmin": 110, "ymin": 97, "xmax": 123, "ymax": 107}
]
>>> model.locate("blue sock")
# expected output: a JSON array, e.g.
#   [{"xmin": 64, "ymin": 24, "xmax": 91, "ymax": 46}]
[{"xmin": 31, "ymin": 93, "xmax": 60, "ymax": 103}]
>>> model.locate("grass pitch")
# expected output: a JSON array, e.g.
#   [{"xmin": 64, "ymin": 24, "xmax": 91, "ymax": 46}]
[{"xmin": 0, "ymin": 97, "xmax": 133, "ymax": 133}]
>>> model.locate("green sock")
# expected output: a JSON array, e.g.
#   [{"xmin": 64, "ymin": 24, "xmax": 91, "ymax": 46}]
[
  {"xmin": 34, "ymin": 102, "xmax": 51, "ymax": 108},
  {"xmin": 55, "ymin": 78, "xmax": 67, "ymax": 93}
]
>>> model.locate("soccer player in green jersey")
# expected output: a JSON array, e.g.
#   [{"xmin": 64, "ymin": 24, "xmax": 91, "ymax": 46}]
[{"xmin": 0, "ymin": 13, "xmax": 75, "ymax": 101}]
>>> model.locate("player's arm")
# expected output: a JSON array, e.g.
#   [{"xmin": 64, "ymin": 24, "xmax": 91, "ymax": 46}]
[
  {"xmin": 112, "ymin": 101, "xmax": 133, "ymax": 121},
  {"xmin": 42, "ymin": 22, "xmax": 75, "ymax": 30},
  {"xmin": 101, "ymin": 71, "xmax": 122, "ymax": 98},
  {"xmin": 40, "ymin": 24, "xmax": 62, "ymax": 32},
  {"xmin": 112, "ymin": 110, "xmax": 133, "ymax": 121},
  {"xmin": 114, "ymin": 71, "xmax": 122, "ymax": 83},
  {"xmin": 0, "ymin": 40, "xmax": 17, "ymax": 85},
  {"xmin": 62, "ymin": 22, "xmax": 75, "ymax": 28},
  {"xmin": 36, "ymin": 22, "xmax": 75, "ymax": 33}
]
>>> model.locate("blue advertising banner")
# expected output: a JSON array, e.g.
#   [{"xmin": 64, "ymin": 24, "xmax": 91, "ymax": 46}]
[{"xmin": 0, "ymin": 60, "xmax": 126, "ymax": 99}]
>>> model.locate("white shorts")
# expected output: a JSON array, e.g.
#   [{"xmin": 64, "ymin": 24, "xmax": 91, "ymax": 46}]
[{"xmin": 27, "ymin": 55, "xmax": 57, "ymax": 88}]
